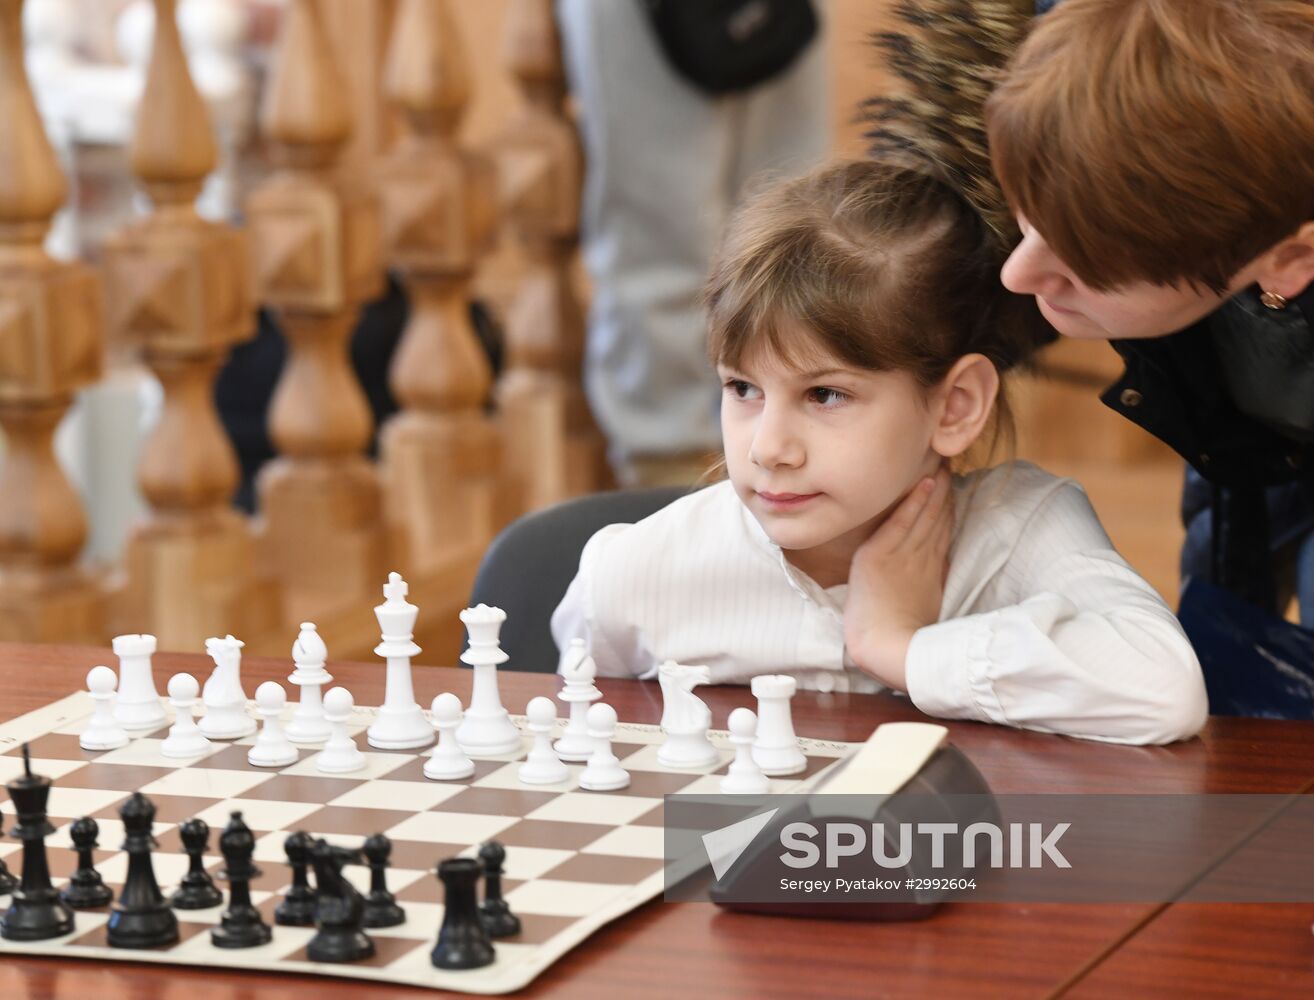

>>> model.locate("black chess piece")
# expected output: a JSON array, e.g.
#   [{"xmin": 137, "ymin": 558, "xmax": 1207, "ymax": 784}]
[
  {"xmin": 59, "ymin": 817, "xmax": 114, "ymax": 909},
  {"xmin": 211, "ymin": 812, "xmax": 272, "ymax": 949},
  {"xmin": 274, "ymin": 831, "xmax": 317, "ymax": 927},
  {"xmin": 431, "ymin": 857, "xmax": 494, "ymax": 970},
  {"xmin": 361, "ymin": 833, "xmax": 405, "ymax": 929},
  {"xmin": 0, "ymin": 808, "xmax": 19, "ymax": 896},
  {"xmin": 307, "ymin": 839, "xmax": 374, "ymax": 963},
  {"xmin": 107, "ymin": 792, "xmax": 178, "ymax": 948},
  {"xmin": 476, "ymin": 840, "xmax": 520, "ymax": 938},
  {"xmin": 169, "ymin": 818, "xmax": 222, "ymax": 910},
  {"xmin": 0, "ymin": 745, "xmax": 74, "ymax": 940}
]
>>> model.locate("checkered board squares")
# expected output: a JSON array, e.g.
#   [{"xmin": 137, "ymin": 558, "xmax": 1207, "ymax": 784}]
[{"xmin": 0, "ymin": 691, "xmax": 857, "ymax": 994}]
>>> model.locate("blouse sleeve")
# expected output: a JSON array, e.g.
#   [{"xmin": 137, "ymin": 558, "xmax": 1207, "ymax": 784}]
[
  {"xmin": 903, "ymin": 480, "xmax": 1208, "ymax": 745},
  {"xmin": 549, "ymin": 524, "xmax": 652, "ymax": 679}
]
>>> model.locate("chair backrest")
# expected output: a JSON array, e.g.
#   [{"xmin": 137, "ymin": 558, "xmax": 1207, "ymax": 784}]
[{"xmin": 468, "ymin": 487, "xmax": 691, "ymax": 672}]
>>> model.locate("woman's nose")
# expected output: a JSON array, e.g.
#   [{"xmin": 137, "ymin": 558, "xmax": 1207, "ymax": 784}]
[{"xmin": 1001, "ymin": 231, "xmax": 1068, "ymax": 299}]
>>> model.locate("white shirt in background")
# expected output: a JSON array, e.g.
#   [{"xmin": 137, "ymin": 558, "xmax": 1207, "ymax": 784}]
[{"xmin": 549, "ymin": 462, "xmax": 1208, "ymax": 746}]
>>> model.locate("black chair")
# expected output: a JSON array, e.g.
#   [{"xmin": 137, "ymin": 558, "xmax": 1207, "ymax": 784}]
[{"xmin": 468, "ymin": 487, "xmax": 691, "ymax": 672}]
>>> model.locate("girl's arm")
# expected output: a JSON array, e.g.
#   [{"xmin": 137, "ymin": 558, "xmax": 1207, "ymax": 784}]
[{"xmin": 550, "ymin": 525, "xmax": 651, "ymax": 679}]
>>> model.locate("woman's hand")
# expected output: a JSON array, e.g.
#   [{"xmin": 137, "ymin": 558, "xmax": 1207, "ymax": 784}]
[{"xmin": 844, "ymin": 465, "xmax": 954, "ymax": 690}]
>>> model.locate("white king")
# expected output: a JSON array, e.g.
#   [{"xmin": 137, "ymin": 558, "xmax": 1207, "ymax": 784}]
[
  {"xmin": 455, "ymin": 604, "xmax": 521, "ymax": 756},
  {"xmin": 367, "ymin": 573, "xmax": 433, "ymax": 750}
]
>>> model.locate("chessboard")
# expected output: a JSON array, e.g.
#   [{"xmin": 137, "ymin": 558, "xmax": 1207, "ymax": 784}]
[{"xmin": 0, "ymin": 691, "xmax": 858, "ymax": 994}]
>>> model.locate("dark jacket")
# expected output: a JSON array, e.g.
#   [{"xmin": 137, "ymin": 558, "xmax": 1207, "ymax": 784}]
[{"xmin": 1101, "ymin": 284, "xmax": 1314, "ymax": 610}]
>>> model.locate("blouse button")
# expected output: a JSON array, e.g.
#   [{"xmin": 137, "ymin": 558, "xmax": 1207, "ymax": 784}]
[
  {"xmin": 814, "ymin": 671, "xmax": 836, "ymax": 694},
  {"xmin": 1119, "ymin": 388, "xmax": 1143, "ymax": 408}
]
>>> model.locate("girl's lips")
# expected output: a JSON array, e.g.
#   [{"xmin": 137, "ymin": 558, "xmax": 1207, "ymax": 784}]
[{"xmin": 757, "ymin": 491, "xmax": 820, "ymax": 509}]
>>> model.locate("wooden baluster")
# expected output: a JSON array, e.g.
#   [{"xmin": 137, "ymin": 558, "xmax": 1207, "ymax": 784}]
[
  {"xmin": 102, "ymin": 0, "xmax": 277, "ymax": 649},
  {"xmin": 495, "ymin": 0, "xmax": 607, "ymax": 504},
  {"xmin": 0, "ymin": 0, "xmax": 105, "ymax": 641},
  {"xmin": 377, "ymin": 0, "xmax": 501, "ymax": 571},
  {"xmin": 245, "ymin": 0, "xmax": 387, "ymax": 620}
]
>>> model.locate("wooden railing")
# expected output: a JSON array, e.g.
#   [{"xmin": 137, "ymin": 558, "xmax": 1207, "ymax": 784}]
[{"xmin": 0, "ymin": 0, "xmax": 603, "ymax": 663}]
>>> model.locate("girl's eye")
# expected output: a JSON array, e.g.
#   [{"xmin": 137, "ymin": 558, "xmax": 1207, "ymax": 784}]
[
  {"xmin": 723, "ymin": 378, "xmax": 761, "ymax": 400},
  {"xmin": 807, "ymin": 386, "xmax": 848, "ymax": 407}
]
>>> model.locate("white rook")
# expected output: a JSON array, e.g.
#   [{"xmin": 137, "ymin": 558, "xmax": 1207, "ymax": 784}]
[
  {"xmin": 112, "ymin": 633, "xmax": 166, "ymax": 731},
  {"xmin": 751, "ymin": 674, "xmax": 807, "ymax": 776},
  {"xmin": 367, "ymin": 573, "xmax": 432, "ymax": 750}
]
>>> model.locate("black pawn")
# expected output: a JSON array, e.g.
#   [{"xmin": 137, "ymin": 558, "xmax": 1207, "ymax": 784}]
[
  {"xmin": 107, "ymin": 792, "xmax": 178, "ymax": 948},
  {"xmin": 477, "ymin": 841, "xmax": 519, "ymax": 938},
  {"xmin": 59, "ymin": 817, "xmax": 113, "ymax": 910},
  {"xmin": 0, "ymin": 810, "xmax": 16, "ymax": 896},
  {"xmin": 169, "ymin": 818, "xmax": 222, "ymax": 910},
  {"xmin": 361, "ymin": 833, "xmax": 405, "ymax": 929},
  {"xmin": 211, "ymin": 812, "xmax": 271, "ymax": 949},
  {"xmin": 1, "ymin": 745, "xmax": 74, "ymax": 940},
  {"xmin": 431, "ymin": 857, "xmax": 494, "ymax": 970},
  {"xmin": 307, "ymin": 839, "xmax": 374, "ymax": 963},
  {"xmin": 274, "ymin": 831, "xmax": 317, "ymax": 927}
]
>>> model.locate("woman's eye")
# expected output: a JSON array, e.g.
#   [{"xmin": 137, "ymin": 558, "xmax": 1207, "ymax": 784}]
[
  {"xmin": 808, "ymin": 386, "xmax": 848, "ymax": 406},
  {"xmin": 724, "ymin": 378, "xmax": 760, "ymax": 400}
]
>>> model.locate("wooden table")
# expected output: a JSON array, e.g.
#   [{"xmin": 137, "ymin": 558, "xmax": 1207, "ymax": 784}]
[{"xmin": 1, "ymin": 643, "xmax": 1312, "ymax": 1000}]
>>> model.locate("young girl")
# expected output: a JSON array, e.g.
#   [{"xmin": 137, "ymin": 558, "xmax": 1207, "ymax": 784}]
[{"xmin": 550, "ymin": 160, "xmax": 1208, "ymax": 746}]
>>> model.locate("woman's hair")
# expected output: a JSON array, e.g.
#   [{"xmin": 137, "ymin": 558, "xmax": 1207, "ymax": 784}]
[
  {"xmin": 987, "ymin": 0, "xmax": 1314, "ymax": 293},
  {"xmin": 704, "ymin": 159, "xmax": 1047, "ymax": 464}
]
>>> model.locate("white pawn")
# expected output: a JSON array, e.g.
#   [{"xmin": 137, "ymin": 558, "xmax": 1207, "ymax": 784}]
[
  {"xmin": 578, "ymin": 703, "xmax": 629, "ymax": 792},
  {"xmin": 519, "ymin": 697, "xmax": 569, "ymax": 785},
  {"xmin": 316, "ymin": 687, "xmax": 366, "ymax": 774},
  {"xmin": 424, "ymin": 693, "xmax": 474, "ymax": 781},
  {"xmin": 160, "ymin": 673, "xmax": 211, "ymax": 759},
  {"xmin": 721, "ymin": 708, "xmax": 770, "ymax": 795},
  {"xmin": 81, "ymin": 665, "xmax": 130, "ymax": 751},
  {"xmin": 248, "ymin": 682, "xmax": 298, "ymax": 768}
]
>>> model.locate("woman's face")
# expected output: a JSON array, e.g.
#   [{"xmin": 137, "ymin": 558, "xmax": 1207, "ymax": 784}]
[{"xmin": 1000, "ymin": 215, "xmax": 1258, "ymax": 340}]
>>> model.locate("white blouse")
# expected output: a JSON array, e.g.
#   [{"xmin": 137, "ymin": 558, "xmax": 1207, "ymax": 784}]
[{"xmin": 550, "ymin": 462, "xmax": 1209, "ymax": 745}]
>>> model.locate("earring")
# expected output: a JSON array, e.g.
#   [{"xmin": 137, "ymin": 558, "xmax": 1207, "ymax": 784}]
[{"xmin": 1260, "ymin": 289, "xmax": 1289, "ymax": 310}]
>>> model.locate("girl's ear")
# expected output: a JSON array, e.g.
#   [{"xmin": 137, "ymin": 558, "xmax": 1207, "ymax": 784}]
[
  {"xmin": 1250, "ymin": 221, "xmax": 1314, "ymax": 300},
  {"xmin": 930, "ymin": 354, "xmax": 999, "ymax": 459}
]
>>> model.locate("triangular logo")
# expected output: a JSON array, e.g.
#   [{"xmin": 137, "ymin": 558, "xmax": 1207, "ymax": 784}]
[{"xmin": 701, "ymin": 807, "xmax": 779, "ymax": 881}]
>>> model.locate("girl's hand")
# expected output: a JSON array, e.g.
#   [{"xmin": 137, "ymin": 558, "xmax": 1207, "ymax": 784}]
[{"xmin": 844, "ymin": 465, "xmax": 954, "ymax": 690}]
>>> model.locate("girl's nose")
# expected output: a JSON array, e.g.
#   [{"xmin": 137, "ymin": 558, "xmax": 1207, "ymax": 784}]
[{"xmin": 749, "ymin": 406, "xmax": 804, "ymax": 470}]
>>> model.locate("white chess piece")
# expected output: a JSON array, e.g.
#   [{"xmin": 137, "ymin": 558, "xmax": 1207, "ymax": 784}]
[
  {"xmin": 751, "ymin": 674, "xmax": 806, "ymax": 776},
  {"xmin": 160, "ymin": 673, "xmax": 211, "ymax": 759},
  {"xmin": 198, "ymin": 634, "xmax": 255, "ymax": 740},
  {"xmin": 317, "ymin": 687, "xmax": 366, "ymax": 774},
  {"xmin": 519, "ymin": 697, "xmax": 569, "ymax": 785},
  {"xmin": 656, "ymin": 661, "xmax": 718, "ymax": 768},
  {"xmin": 554, "ymin": 639, "xmax": 602, "ymax": 761},
  {"xmin": 111, "ymin": 633, "xmax": 166, "ymax": 731},
  {"xmin": 286, "ymin": 622, "xmax": 332, "ymax": 745},
  {"xmin": 248, "ymin": 682, "xmax": 298, "ymax": 768},
  {"xmin": 721, "ymin": 708, "xmax": 770, "ymax": 794},
  {"xmin": 81, "ymin": 665, "xmax": 130, "ymax": 751},
  {"xmin": 455, "ymin": 605, "xmax": 522, "ymax": 756},
  {"xmin": 367, "ymin": 573, "xmax": 433, "ymax": 750},
  {"xmin": 579, "ymin": 703, "xmax": 629, "ymax": 792},
  {"xmin": 424, "ymin": 693, "xmax": 474, "ymax": 781}
]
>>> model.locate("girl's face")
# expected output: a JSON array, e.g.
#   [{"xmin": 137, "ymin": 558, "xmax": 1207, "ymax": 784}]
[{"xmin": 718, "ymin": 344, "xmax": 942, "ymax": 572}]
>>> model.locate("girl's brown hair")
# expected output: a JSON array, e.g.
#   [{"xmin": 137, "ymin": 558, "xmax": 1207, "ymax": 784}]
[{"xmin": 704, "ymin": 159, "xmax": 1048, "ymax": 463}]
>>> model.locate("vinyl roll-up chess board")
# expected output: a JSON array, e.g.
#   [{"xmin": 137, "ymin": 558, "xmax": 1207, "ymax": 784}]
[{"xmin": 0, "ymin": 693, "xmax": 858, "ymax": 994}]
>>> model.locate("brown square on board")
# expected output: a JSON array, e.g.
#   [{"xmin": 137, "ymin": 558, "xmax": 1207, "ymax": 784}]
[
  {"xmin": 395, "ymin": 873, "xmax": 525, "ymax": 904},
  {"xmin": 190, "ymin": 745, "xmax": 308, "ymax": 771},
  {"xmin": 434, "ymin": 787, "xmax": 560, "ymax": 817},
  {"xmin": 615, "ymin": 770, "xmax": 703, "ymax": 798},
  {"xmin": 298, "ymin": 806, "xmax": 416, "ymax": 837},
  {"xmin": 46, "ymin": 847, "xmax": 117, "ymax": 880},
  {"xmin": 713, "ymin": 754, "xmax": 838, "ymax": 782},
  {"xmin": 610, "ymin": 743, "xmax": 646, "ymax": 760},
  {"xmin": 70, "ymin": 919, "xmax": 210, "ymax": 951},
  {"xmin": 500, "ymin": 913, "xmax": 577, "ymax": 946},
  {"xmin": 237, "ymin": 774, "xmax": 365, "ymax": 804},
  {"xmin": 631, "ymin": 804, "xmax": 664, "ymax": 828},
  {"xmin": 58, "ymin": 763, "xmax": 175, "ymax": 792},
  {"xmin": 4, "ymin": 734, "xmax": 103, "ymax": 761},
  {"xmin": 285, "ymin": 934, "xmax": 428, "ymax": 967},
  {"xmin": 539, "ymin": 854, "xmax": 664, "ymax": 885},
  {"xmin": 496, "ymin": 819, "xmax": 614, "ymax": 851},
  {"xmin": 385, "ymin": 839, "xmax": 469, "ymax": 872},
  {"xmin": 118, "ymin": 795, "xmax": 224, "ymax": 826},
  {"xmin": 381, "ymin": 757, "xmax": 503, "ymax": 784}
]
